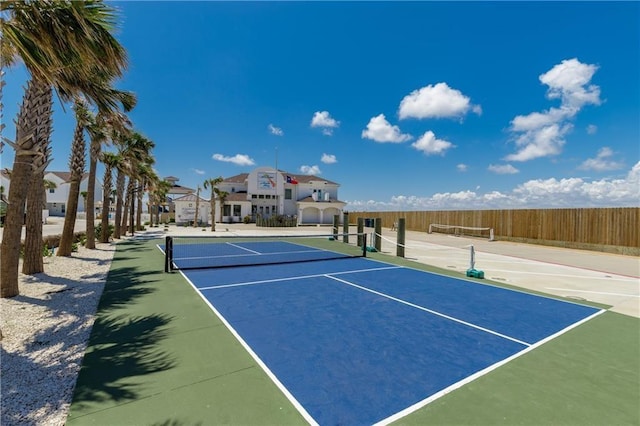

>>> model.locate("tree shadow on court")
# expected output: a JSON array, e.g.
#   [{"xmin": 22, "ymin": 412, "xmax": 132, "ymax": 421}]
[
  {"xmin": 69, "ymin": 244, "xmax": 178, "ymax": 414},
  {"xmin": 71, "ymin": 312, "xmax": 176, "ymax": 406}
]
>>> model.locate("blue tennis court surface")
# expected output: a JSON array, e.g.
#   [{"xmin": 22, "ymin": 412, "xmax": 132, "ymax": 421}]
[{"xmin": 171, "ymin": 244, "xmax": 601, "ymax": 425}]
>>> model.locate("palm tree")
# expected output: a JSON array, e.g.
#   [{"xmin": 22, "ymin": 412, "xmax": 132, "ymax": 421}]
[
  {"xmin": 115, "ymin": 132, "xmax": 154, "ymax": 236},
  {"xmin": 136, "ymin": 164, "xmax": 155, "ymax": 231},
  {"xmin": 99, "ymin": 151, "xmax": 119, "ymax": 243},
  {"xmin": 21, "ymin": 98, "xmax": 53, "ymax": 275},
  {"xmin": 151, "ymin": 178, "xmax": 172, "ymax": 226},
  {"xmin": 57, "ymin": 100, "xmax": 90, "ymax": 256},
  {"xmin": 215, "ymin": 187, "xmax": 229, "ymax": 228},
  {"xmin": 85, "ymin": 101, "xmax": 135, "ymax": 249},
  {"xmin": 203, "ymin": 177, "xmax": 223, "ymax": 231},
  {"xmin": 1, "ymin": 0, "xmax": 128, "ymax": 297},
  {"xmin": 193, "ymin": 185, "xmax": 201, "ymax": 227}
]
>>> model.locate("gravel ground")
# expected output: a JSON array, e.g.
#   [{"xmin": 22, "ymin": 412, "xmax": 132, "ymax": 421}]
[{"xmin": 1, "ymin": 241, "xmax": 116, "ymax": 426}]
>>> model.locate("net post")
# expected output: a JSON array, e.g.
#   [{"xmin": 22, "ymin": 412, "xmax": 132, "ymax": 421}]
[
  {"xmin": 333, "ymin": 215, "xmax": 339, "ymax": 240},
  {"xmin": 396, "ymin": 218, "xmax": 405, "ymax": 258},
  {"xmin": 342, "ymin": 212, "xmax": 349, "ymax": 243},
  {"xmin": 362, "ymin": 233, "xmax": 367, "ymax": 257},
  {"xmin": 164, "ymin": 236, "xmax": 173, "ymax": 273},
  {"xmin": 374, "ymin": 218, "xmax": 382, "ymax": 252},
  {"xmin": 357, "ymin": 217, "xmax": 364, "ymax": 247}
]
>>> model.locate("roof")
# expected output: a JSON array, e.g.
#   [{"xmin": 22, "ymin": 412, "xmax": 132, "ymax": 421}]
[
  {"xmin": 223, "ymin": 173, "xmax": 249, "ymax": 184},
  {"xmin": 2, "ymin": 170, "xmax": 94, "ymax": 183},
  {"xmin": 168, "ymin": 184, "xmax": 194, "ymax": 194},
  {"xmin": 224, "ymin": 192, "xmax": 251, "ymax": 202},
  {"xmin": 222, "ymin": 171, "xmax": 337, "ymax": 185},
  {"xmin": 172, "ymin": 193, "xmax": 208, "ymax": 203}
]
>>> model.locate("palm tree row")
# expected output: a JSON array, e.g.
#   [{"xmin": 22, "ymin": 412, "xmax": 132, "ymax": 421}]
[{"xmin": 0, "ymin": 1, "xmax": 154, "ymax": 298}]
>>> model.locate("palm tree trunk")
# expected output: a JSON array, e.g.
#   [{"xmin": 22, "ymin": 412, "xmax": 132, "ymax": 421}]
[
  {"xmin": 22, "ymin": 86, "xmax": 53, "ymax": 275},
  {"xmin": 136, "ymin": 179, "xmax": 144, "ymax": 230},
  {"xmin": 58, "ymin": 117, "xmax": 86, "ymax": 257},
  {"xmin": 85, "ymin": 142, "xmax": 99, "ymax": 249},
  {"xmin": 210, "ymin": 198, "xmax": 216, "ymax": 231},
  {"xmin": 100, "ymin": 166, "xmax": 112, "ymax": 243},
  {"xmin": 57, "ymin": 179, "xmax": 81, "ymax": 256},
  {"xmin": 121, "ymin": 179, "xmax": 132, "ymax": 235},
  {"xmin": 1, "ymin": 79, "xmax": 50, "ymax": 297},
  {"xmin": 22, "ymin": 169, "xmax": 45, "ymax": 274},
  {"xmin": 113, "ymin": 170, "xmax": 125, "ymax": 238}
]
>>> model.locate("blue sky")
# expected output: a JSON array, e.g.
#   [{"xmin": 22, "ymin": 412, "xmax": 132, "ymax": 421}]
[{"xmin": 2, "ymin": 1, "xmax": 639, "ymax": 211}]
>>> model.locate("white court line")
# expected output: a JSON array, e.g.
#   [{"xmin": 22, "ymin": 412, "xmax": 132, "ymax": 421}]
[
  {"xmin": 324, "ymin": 274, "xmax": 531, "ymax": 347},
  {"xmin": 198, "ymin": 265, "xmax": 403, "ymax": 291},
  {"xmin": 175, "ymin": 248, "xmax": 325, "ymax": 262},
  {"xmin": 546, "ymin": 287, "xmax": 640, "ymax": 298},
  {"xmin": 226, "ymin": 242, "xmax": 261, "ymax": 254},
  {"xmin": 375, "ymin": 309, "xmax": 606, "ymax": 425}
]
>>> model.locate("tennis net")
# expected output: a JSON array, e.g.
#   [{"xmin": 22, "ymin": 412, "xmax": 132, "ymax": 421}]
[{"xmin": 164, "ymin": 232, "xmax": 367, "ymax": 272}]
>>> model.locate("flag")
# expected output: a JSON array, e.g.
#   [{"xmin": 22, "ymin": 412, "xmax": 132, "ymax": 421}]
[{"xmin": 286, "ymin": 175, "xmax": 298, "ymax": 184}]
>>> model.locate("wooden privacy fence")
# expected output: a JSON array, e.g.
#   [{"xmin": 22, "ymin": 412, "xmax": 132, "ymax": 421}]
[{"xmin": 349, "ymin": 207, "xmax": 640, "ymax": 255}]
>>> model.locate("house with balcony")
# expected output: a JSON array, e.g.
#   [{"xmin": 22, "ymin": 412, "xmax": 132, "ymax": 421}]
[{"xmin": 215, "ymin": 166, "xmax": 346, "ymax": 225}]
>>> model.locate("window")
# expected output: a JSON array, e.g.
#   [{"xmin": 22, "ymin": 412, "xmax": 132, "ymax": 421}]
[
  {"xmin": 252, "ymin": 194, "xmax": 257, "ymax": 199},
  {"xmin": 223, "ymin": 205, "xmax": 231, "ymax": 216},
  {"xmin": 233, "ymin": 205, "xmax": 241, "ymax": 216},
  {"xmin": 49, "ymin": 188, "xmax": 55, "ymax": 194},
  {"xmin": 285, "ymin": 189, "xmax": 292, "ymax": 200},
  {"xmin": 258, "ymin": 194, "xmax": 264, "ymax": 199}
]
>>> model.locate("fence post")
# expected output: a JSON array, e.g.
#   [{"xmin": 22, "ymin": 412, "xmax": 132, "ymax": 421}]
[
  {"xmin": 374, "ymin": 218, "xmax": 382, "ymax": 252},
  {"xmin": 397, "ymin": 218, "xmax": 405, "ymax": 258},
  {"xmin": 342, "ymin": 212, "xmax": 349, "ymax": 243},
  {"xmin": 357, "ymin": 217, "xmax": 364, "ymax": 247}
]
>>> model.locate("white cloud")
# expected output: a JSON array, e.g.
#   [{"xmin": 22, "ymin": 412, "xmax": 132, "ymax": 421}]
[
  {"xmin": 212, "ymin": 153, "xmax": 255, "ymax": 166},
  {"xmin": 411, "ymin": 131, "xmax": 454, "ymax": 155},
  {"xmin": 578, "ymin": 147, "xmax": 625, "ymax": 172},
  {"xmin": 268, "ymin": 124, "xmax": 284, "ymax": 136},
  {"xmin": 506, "ymin": 123, "xmax": 572, "ymax": 162},
  {"xmin": 586, "ymin": 124, "xmax": 598, "ymax": 135},
  {"xmin": 191, "ymin": 168, "xmax": 205, "ymax": 175},
  {"xmin": 300, "ymin": 165, "xmax": 321, "ymax": 175},
  {"xmin": 361, "ymin": 114, "xmax": 412, "ymax": 143},
  {"xmin": 321, "ymin": 153, "xmax": 337, "ymax": 164},
  {"xmin": 539, "ymin": 58, "xmax": 601, "ymax": 111},
  {"xmin": 488, "ymin": 164, "xmax": 519, "ymax": 174},
  {"xmin": 345, "ymin": 161, "xmax": 640, "ymax": 211},
  {"xmin": 457, "ymin": 164, "xmax": 468, "ymax": 172},
  {"xmin": 398, "ymin": 82, "xmax": 481, "ymax": 120},
  {"xmin": 507, "ymin": 58, "xmax": 601, "ymax": 161},
  {"xmin": 311, "ymin": 111, "xmax": 340, "ymax": 136}
]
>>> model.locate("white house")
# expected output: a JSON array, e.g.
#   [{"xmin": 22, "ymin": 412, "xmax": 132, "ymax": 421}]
[
  {"xmin": 44, "ymin": 171, "xmax": 103, "ymax": 216},
  {"xmin": 0, "ymin": 170, "xmax": 102, "ymax": 217},
  {"xmin": 173, "ymin": 193, "xmax": 211, "ymax": 225},
  {"xmin": 216, "ymin": 166, "xmax": 346, "ymax": 225}
]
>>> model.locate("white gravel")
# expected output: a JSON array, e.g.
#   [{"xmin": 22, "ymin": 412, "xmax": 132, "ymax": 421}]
[{"xmin": 1, "ymin": 241, "xmax": 116, "ymax": 426}]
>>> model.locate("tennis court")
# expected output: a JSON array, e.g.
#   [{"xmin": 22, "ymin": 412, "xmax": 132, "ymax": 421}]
[{"xmin": 164, "ymin": 234, "xmax": 602, "ymax": 425}]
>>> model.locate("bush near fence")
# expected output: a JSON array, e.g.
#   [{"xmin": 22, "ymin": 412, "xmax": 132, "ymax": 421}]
[{"xmin": 349, "ymin": 207, "xmax": 639, "ymax": 255}]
